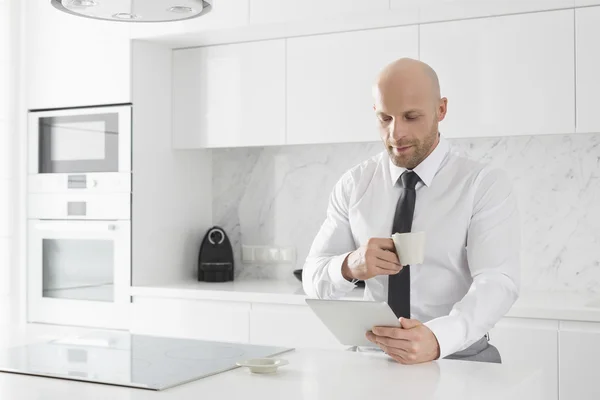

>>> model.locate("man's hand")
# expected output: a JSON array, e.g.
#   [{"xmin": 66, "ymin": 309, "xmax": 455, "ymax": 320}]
[
  {"xmin": 366, "ymin": 318, "xmax": 441, "ymax": 364},
  {"xmin": 342, "ymin": 238, "xmax": 402, "ymax": 281}
]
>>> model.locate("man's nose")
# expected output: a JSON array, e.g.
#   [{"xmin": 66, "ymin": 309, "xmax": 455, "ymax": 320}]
[{"xmin": 390, "ymin": 120, "xmax": 409, "ymax": 141}]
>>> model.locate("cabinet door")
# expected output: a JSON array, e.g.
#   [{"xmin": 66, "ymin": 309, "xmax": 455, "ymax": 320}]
[
  {"xmin": 286, "ymin": 26, "xmax": 419, "ymax": 145},
  {"xmin": 559, "ymin": 321, "xmax": 600, "ymax": 400},
  {"xmin": 172, "ymin": 39, "xmax": 286, "ymax": 148},
  {"xmin": 250, "ymin": 0, "xmax": 389, "ymax": 25},
  {"xmin": 25, "ymin": 2, "xmax": 131, "ymax": 109},
  {"xmin": 393, "ymin": 0, "xmax": 574, "ymax": 23},
  {"xmin": 249, "ymin": 303, "xmax": 346, "ymax": 349},
  {"xmin": 131, "ymin": 297, "xmax": 251, "ymax": 343},
  {"xmin": 489, "ymin": 318, "xmax": 558, "ymax": 400},
  {"xmin": 576, "ymin": 7, "xmax": 600, "ymax": 133},
  {"xmin": 420, "ymin": 10, "xmax": 575, "ymax": 138}
]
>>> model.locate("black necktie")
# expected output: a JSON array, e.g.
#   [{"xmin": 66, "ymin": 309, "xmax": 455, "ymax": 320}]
[{"xmin": 388, "ymin": 170, "xmax": 420, "ymax": 319}]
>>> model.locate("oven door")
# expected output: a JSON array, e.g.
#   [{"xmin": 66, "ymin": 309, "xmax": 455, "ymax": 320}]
[
  {"xmin": 27, "ymin": 219, "xmax": 131, "ymax": 329},
  {"xmin": 28, "ymin": 105, "xmax": 131, "ymax": 192}
]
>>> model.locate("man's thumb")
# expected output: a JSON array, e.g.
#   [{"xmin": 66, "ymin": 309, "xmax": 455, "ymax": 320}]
[{"xmin": 399, "ymin": 317, "xmax": 421, "ymax": 329}]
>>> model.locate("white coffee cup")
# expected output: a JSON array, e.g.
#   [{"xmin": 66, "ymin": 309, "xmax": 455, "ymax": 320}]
[{"xmin": 391, "ymin": 231, "xmax": 426, "ymax": 266}]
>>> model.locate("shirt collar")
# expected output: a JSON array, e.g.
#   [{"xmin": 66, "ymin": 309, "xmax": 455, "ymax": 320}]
[{"xmin": 388, "ymin": 134, "xmax": 450, "ymax": 188}]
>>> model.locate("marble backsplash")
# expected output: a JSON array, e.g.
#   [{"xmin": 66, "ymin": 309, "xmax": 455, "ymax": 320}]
[{"xmin": 212, "ymin": 133, "xmax": 600, "ymax": 294}]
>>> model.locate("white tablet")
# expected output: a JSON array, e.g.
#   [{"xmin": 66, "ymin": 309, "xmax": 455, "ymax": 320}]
[{"xmin": 305, "ymin": 299, "xmax": 401, "ymax": 347}]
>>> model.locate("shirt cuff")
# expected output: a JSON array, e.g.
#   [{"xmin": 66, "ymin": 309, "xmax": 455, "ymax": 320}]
[
  {"xmin": 327, "ymin": 251, "xmax": 357, "ymax": 293},
  {"xmin": 424, "ymin": 315, "xmax": 468, "ymax": 360}
]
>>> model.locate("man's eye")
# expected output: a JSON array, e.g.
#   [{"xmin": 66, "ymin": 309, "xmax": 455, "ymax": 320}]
[
  {"xmin": 380, "ymin": 116, "xmax": 392, "ymax": 122},
  {"xmin": 406, "ymin": 115, "xmax": 419, "ymax": 121}
]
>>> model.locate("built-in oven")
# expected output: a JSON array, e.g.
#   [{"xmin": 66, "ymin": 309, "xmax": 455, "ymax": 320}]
[
  {"xmin": 28, "ymin": 104, "xmax": 131, "ymax": 193},
  {"xmin": 27, "ymin": 196, "xmax": 131, "ymax": 329}
]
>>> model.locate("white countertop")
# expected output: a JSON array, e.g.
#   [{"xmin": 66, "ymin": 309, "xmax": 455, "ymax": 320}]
[
  {"xmin": 0, "ymin": 323, "xmax": 542, "ymax": 400},
  {"xmin": 131, "ymin": 279, "xmax": 363, "ymax": 306},
  {"xmin": 131, "ymin": 279, "xmax": 600, "ymax": 322}
]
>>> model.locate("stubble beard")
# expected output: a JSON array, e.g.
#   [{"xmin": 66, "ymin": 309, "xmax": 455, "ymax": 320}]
[{"xmin": 387, "ymin": 126, "xmax": 438, "ymax": 169}]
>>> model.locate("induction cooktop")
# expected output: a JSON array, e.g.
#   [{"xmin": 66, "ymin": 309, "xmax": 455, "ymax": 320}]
[{"xmin": 0, "ymin": 331, "xmax": 292, "ymax": 390}]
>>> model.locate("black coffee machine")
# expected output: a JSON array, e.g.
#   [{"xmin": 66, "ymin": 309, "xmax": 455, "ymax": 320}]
[{"xmin": 198, "ymin": 226, "xmax": 234, "ymax": 282}]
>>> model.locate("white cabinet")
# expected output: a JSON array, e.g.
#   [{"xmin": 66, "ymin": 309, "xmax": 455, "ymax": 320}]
[
  {"xmin": 250, "ymin": 0, "xmax": 389, "ymax": 25},
  {"xmin": 172, "ymin": 39, "xmax": 286, "ymax": 148},
  {"xmin": 575, "ymin": 7, "xmax": 600, "ymax": 133},
  {"xmin": 420, "ymin": 10, "xmax": 575, "ymax": 138},
  {"xmin": 286, "ymin": 26, "xmax": 419, "ymax": 145},
  {"xmin": 25, "ymin": 1, "xmax": 131, "ymax": 109},
  {"xmin": 489, "ymin": 318, "xmax": 559, "ymax": 400},
  {"xmin": 249, "ymin": 303, "xmax": 345, "ymax": 349},
  {"xmin": 559, "ymin": 321, "xmax": 600, "ymax": 400},
  {"xmin": 397, "ymin": 0, "xmax": 574, "ymax": 23},
  {"xmin": 131, "ymin": 297, "xmax": 251, "ymax": 343},
  {"xmin": 130, "ymin": 0, "xmax": 249, "ymax": 39}
]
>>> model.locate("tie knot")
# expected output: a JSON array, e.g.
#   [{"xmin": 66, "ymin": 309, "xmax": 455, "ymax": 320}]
[{"xmin": 399, "ymin": 171, "xmax": 420, "ymax": 189}]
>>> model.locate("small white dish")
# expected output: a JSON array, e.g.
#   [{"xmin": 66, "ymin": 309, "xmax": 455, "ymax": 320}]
[{"xmin": 236, "ymin": 358, "xmax": 289, "ymax": 374}]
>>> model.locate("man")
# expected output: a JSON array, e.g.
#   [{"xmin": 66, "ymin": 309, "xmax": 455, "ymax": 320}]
[{"xmin": 302, "ymin": 58, "xmax": 520, "ymax": 364}]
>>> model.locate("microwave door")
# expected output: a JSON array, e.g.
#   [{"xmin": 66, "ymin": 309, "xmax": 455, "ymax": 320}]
[
  {"xmin": 28, "ymin": 105, "xmax": 131, "ymax": 175},
  {"xmin": 39, "ymin": 114, "xmax": 119, "ymax": 174}
]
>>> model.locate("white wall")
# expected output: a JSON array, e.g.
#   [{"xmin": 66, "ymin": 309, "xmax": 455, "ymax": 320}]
[{"xmin": 0, "ymin": 0, "xmax": 15, "ymax": 324}]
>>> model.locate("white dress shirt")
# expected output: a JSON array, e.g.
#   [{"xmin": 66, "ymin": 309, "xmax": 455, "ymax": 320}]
[{"xmin": 302, "ymin": 136, "xmax": 521, "ymax": 359}]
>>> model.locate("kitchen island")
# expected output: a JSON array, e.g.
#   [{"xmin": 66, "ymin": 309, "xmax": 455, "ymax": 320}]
[{"xmin": 0, "ymin": 323, "xmax": 542, "ymax": 400}]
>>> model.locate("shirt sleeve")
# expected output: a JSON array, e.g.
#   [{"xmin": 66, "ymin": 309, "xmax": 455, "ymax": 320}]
[
  {"xmin": 302, "ymin": 171, "xmax": 358, "ymax": 299},
  {"xmin": 425, "ymin": 168, "xmax": 521, "ymax": 359}
]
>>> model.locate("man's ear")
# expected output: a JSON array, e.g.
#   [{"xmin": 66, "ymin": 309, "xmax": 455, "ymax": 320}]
[{"xmin": 437, "ymin": 97, "xmax": 448, "ymax": 122}]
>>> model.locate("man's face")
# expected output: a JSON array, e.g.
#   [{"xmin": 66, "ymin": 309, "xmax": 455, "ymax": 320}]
[{"xmin": 374, "ymin": 82, "xmax": 447, "ymax": 170}]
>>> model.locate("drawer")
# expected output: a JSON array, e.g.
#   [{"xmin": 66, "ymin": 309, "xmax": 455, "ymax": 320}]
[{"xmin": 131, "ymin": 297, "xmax": 251, "ymax": 344}]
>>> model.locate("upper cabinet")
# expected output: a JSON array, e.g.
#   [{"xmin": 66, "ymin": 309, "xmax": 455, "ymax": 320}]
[
  {"xmin": 172, "ymin": 40, "xmax": 286, "ymax": 149},
  {"xmin": 250, "ymin": 0, "xmax": 389, "ymax": 25},
  {"xmin": 420, "ymin": 10, "xmax": 575, "ymax": 138},
  {"xmin": 575, "ymin": 7, "xmax": 600, "ymax": 134},
  {"xmin": 286, "ymin": 26, "xmax": 419, "ymax": 145},
  {"xmin": 397, "ymin": 0, "xmax": 574, "ymax": 23},
  {"xmin": 25, "ymin": 2, "xmax": 131, "ymax": 110}
]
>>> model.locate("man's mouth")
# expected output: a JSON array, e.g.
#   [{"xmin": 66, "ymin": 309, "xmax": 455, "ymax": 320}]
[{"xmin": 391, "ymin": 145, "xmax": 413, "ymax": 154}]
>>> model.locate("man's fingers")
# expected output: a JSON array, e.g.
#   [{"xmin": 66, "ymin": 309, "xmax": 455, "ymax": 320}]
[
  {"xmin": 378, "ymin": 343, "xmax": 416, "ymax": 364},
  {"xmin": 365, "ymin": 331, "xmax": 376, "ymax": 343},
  {"xmin": 375, "ymin": 258, "xmax": 402, "ymax": 272},
  {"xmin": 373, "ymin": 336, "xmax": 415, "ymax": 353},
  {"xmin": 367, "ymin": 238, "xmax": 396, "ymax": 252},
  {"xmin": 373, "ymin": 266, "xmax": 402, "ymax": 276},
  {"xmin": 399, "ymin": 317, "xmax": 423, "ymax": 329},
  {"xmin": 374, "ymin": 248, "xmax": 401, "ymax": 265},
  {"xmin": 372, "ymin": 326, "xmax": 415, "ymax": 340}
]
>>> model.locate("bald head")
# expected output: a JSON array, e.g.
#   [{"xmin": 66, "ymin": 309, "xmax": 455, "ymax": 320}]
[
  {"xmin": 373, "ymin": 58, "xmax": 447, "ymax": 169},
  {"xmin": 374, "ymin": 58, "xmax": 441, "ymax": 108}
]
